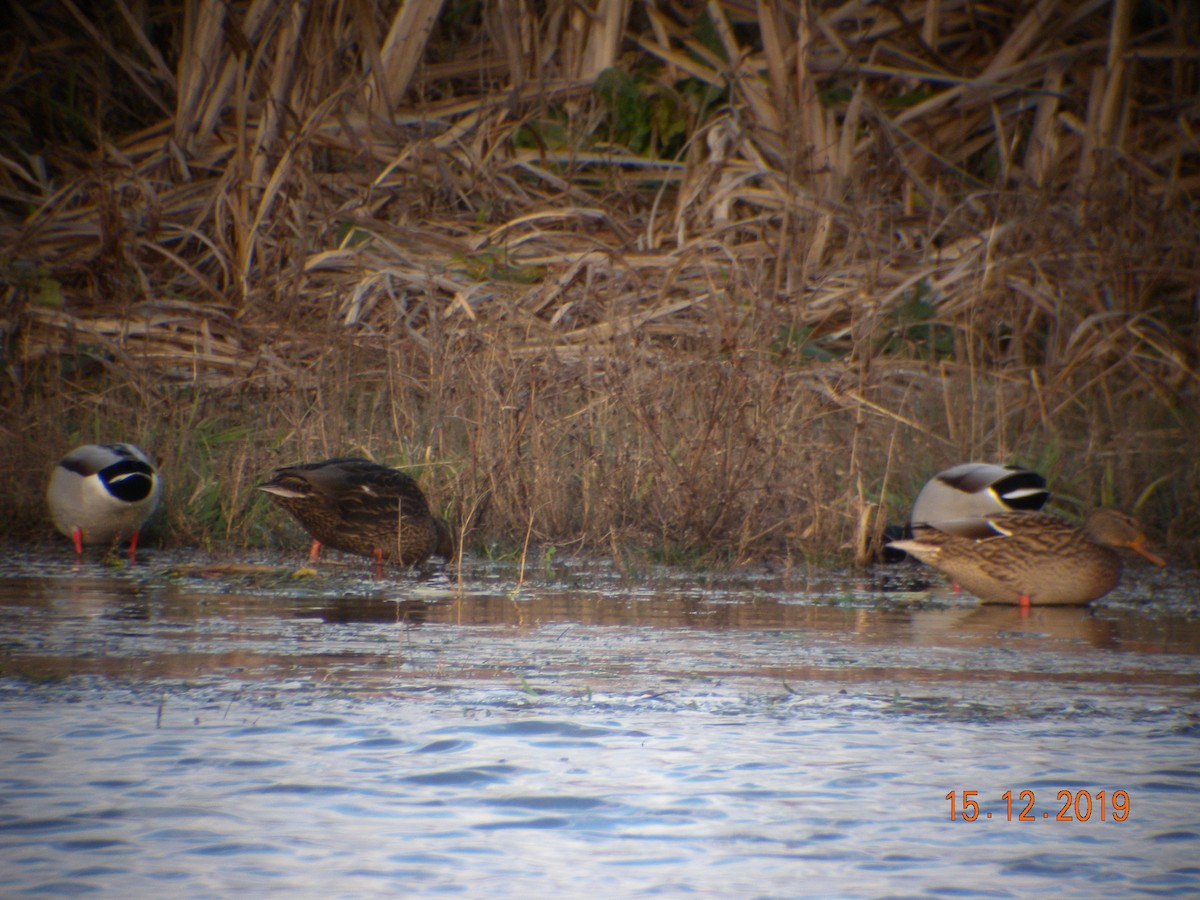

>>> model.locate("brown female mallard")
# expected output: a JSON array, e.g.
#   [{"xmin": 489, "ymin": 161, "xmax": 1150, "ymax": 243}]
[
  {"xmin": 910, "ymin": 462, "xmax": 1049, "ymax": 529},
  {"xmin": 888, "ymin": 508, "xmax": 1165, "ymax": 606},
  {"xmin": 257, "ymin": 457, "xmax": 454, "ymax": 568}
]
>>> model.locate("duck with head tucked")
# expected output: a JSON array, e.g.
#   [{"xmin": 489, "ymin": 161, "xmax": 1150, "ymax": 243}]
[
  {"xmin": 909, "ymin": 462, "xmax": 1050, "ymax": 531},
  {"xmin": 889, "ymin": 508, "xmax": 1166, "ymax": 606},
  {"xmin": 257, "ymin": 457, "xmax": 454, "ymax": 572},
  {"xmin": 47, "ymin": 443, "xmax": 162, "ymax": 560}
]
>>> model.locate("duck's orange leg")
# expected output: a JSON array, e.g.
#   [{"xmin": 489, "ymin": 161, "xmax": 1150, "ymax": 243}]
[
  {"xmin": 72, "ymin": 527, "xmax": 84, "ymax": 556},
  {"xmin": 308, "ymin": 540, "xmax": 322, "ymax": 562},
  {"xmin": 373, "ymin": 547, "xmax": 384, "ymax": 580},
  {"xmin": 127, "ymin": 529, "xmax": 141, "ymax": 562},
  {"xmin": 1019, "ymin": 593, "xmax": 1032, "ymax": 616}
]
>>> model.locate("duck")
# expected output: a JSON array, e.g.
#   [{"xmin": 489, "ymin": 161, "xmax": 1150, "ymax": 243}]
[
  {"xmin": 257, "ymin": 457, "xmax": 455, "ymax": 570},
  {"xmin": 910, "ymin": 462, "xmax": 1049, "ymax": 530},
  {"xmin": 46, "ymin": 443, "xmax": 162, "ymax": 559},
  {"xmin": 888, "ymin": 508, "xmax": 1166, "ymax": 606}
]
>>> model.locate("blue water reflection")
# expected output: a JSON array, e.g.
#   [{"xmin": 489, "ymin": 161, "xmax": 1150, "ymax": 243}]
[{"xmin": 0, "ymin": 554, "xmax": 1197, "ymax": 897}]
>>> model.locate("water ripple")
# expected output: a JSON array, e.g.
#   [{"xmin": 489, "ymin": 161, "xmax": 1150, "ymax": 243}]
[{"xmin": 0, "ymin": 557, "xmax": 1197, "ymax": 897}]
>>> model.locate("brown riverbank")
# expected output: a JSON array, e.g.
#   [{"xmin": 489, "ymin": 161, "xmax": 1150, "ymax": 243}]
[{"xmin": 2, "ymin": 3, "xmax": 1197, "ymax": 563}]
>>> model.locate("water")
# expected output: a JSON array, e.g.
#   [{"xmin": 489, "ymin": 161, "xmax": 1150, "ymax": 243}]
[{"xmin": 1, "ymin": 551, "xmax": 1198, "ymax": 897}]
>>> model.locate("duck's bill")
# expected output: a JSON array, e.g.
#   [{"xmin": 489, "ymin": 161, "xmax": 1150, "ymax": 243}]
[{"xmin": 1130, "ymin": 536, "xmax": 1167, "ymax": 567}]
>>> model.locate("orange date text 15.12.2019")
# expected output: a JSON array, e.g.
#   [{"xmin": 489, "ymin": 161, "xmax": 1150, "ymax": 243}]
[{"xmin": 945, "ymin": 790, "xmax": 1130, "ymax": 822}]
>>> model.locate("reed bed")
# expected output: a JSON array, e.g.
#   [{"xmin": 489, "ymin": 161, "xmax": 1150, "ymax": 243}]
[{"xmin": 2, "ymin": 1, "xmax": 1197, "ymax": 564}]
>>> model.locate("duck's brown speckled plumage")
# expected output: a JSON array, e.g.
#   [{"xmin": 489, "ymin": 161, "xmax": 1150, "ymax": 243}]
[
  {"xmin": 257, "ymin": 457, "xmax": 454, "ymax": 566},
  {"xmin": 889, "ymin": 509, "xmax": 1165, "ymax": 605}
]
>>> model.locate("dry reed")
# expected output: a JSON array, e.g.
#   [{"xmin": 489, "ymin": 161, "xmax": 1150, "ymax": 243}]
[{"xmin": 1, "ymin": 1, "xmax": 1197, "ymax": 564}]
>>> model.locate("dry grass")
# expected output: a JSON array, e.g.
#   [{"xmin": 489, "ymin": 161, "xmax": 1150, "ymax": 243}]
[{"xmin": 1, "ymin": 1, "xmax": 1197, "ymax": 564}]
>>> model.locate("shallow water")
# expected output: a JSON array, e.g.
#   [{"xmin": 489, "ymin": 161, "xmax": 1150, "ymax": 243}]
[{"xmin": 1, "ymin": 550, "xmax": 1198, "ymax": 898}]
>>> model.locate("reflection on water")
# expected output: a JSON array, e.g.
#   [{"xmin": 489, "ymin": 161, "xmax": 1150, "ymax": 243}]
[{"xmin": 0, "ymin": 551, "xmax": 1198, "ymax": 897}]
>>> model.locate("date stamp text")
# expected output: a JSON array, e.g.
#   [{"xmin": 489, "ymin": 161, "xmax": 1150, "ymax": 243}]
[{"xmin": 946, "ymin": 789, "xmax": 1130, "ymax": 822}]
